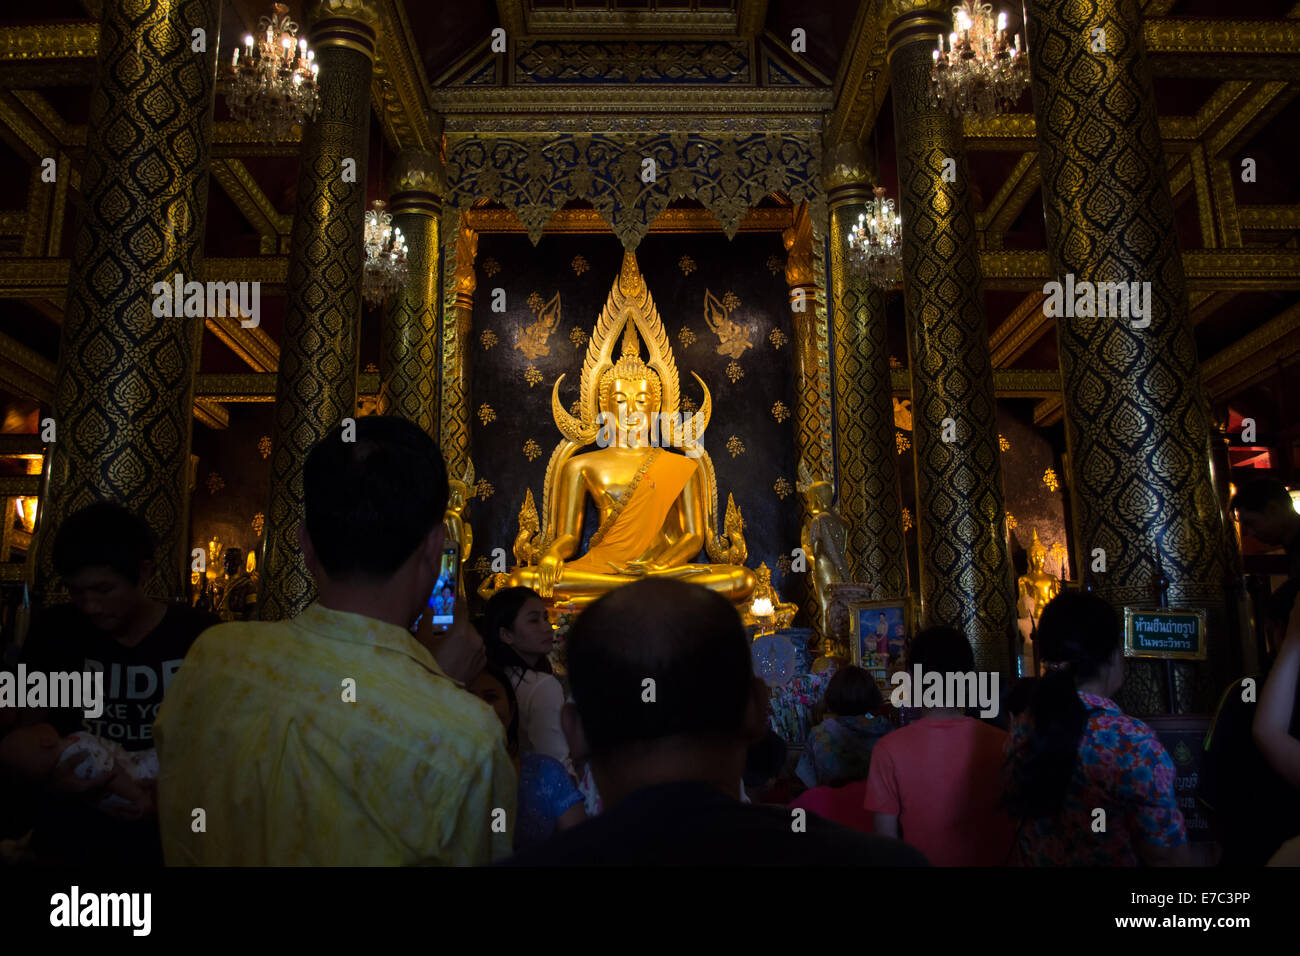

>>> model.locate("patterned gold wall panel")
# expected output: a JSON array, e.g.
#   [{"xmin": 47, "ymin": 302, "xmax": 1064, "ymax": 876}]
[
  {"xmin": 36, "ymin": 0, "xmax": 221, "ymax": 604},
  {"xmin": 260, "ymin": 37, "xmax": 374, "ymax": 621},
  {"xmin": 1026, "ymin": 0, "xmax": 1227, "ymax": 713},
  {"xmin": 828, "ymin": 202, "xmax": 907, "ymax": 598},
  {"xmin": 439, "ymin": 207, "xmax": 475, "ymax": 482},
  {"xmin": 888, "ymin": 11, "xmax": 1016, "ymax": 673}
]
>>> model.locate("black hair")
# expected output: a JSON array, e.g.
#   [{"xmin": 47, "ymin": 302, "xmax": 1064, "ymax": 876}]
[
  {"xmin": 1265, "ymin": 579, "xmax": 1300, "ymax": 630},
  {"xmin": 1231, "ymin": 478, "xmax": 1293, "ymax": 515},
  {"xmin": 906, "ymin": 625, "xmax": 975, "ymax": 678},
  {"xmin": 475, "ymin": 661, "xmax": 520, "ymax": 756},
  {"xmin": 743, "ymin": 728, "xmax": 787, "ymax": 789},
  {"xmin": 566, "ymin": 578, "xmax": 754, "ymax": 760},
  {"xmin": 1002, "ymin": 591, "xmax": 1120, "ymax": 819},
  {"xmin": 482, "ymin": 586, "xmax": 552, "ymax": 681},
  {"xmin": 52, "ymin": 501, "xmax": 155, "ymax": 582},
  {"xmin": 824, "ymin": 665, "xmax": 883, "ymax": 716},
  {"xmin": 302, "ymin": 415, "xmax": 449, "ymax": 581}
]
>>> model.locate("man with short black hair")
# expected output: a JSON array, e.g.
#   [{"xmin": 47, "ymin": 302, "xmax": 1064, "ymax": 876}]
[
  {"xmin": 1232, "ymin": 478, "xmax": 1300, "ymax": 580},
  {"xmin": 155, "ymin": 416, "xmax": 514, "ymax": 865},
  {"xmin": 504, "ymin": 578, "xmax": 925, "ymax": 865},
  {"xmin": 0, "ymin": 500, "xmax": 217, "ymax": 865}
]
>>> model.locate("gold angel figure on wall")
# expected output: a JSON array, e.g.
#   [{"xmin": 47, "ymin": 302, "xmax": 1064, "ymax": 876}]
[
  {"xmin": 704, "ymin": 288, "xmax": 752, "ymax": 359},
  {"xmin": 445, "ymin": 459, "xmax": 475, "ymax": 600},
  {"xmin": 516, "ymin": 291, "xmax": 561, "ymax": 361}
]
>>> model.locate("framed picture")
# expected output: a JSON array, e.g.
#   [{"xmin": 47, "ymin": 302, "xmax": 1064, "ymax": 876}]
[{"xmin": 849, "ymin": 598, "xmax": 913, "ymax": 688}]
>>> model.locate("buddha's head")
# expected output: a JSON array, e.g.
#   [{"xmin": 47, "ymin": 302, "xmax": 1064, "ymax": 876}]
[
  {"xmin": 1028, "ymin": 528, "xmax": 1047, "ymax": 572},
  {"xmin": 447, "ymin": 479, "xmax": 469, "ymax": 514},
  {"xmin": 804, "ymin": 480, "xmax": 834, "ymax": 513},
  {"xmin": 598, "ymin": 321, "xmax": 662, "ymax": 445}
]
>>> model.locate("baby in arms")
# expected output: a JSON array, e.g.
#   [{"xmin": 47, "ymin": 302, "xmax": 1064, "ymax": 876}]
[{"xmin": 0, "ymin": 722, "xmax": 156, "ymax": 816}]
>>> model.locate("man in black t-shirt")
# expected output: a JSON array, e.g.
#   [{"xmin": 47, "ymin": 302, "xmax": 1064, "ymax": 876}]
[
  {"xmin": 1232, "ymin": 479, "xmax": 1300, "ymax": 582},
  {"xmin": 503, "ymin": 579, "xmax": 926, "ymax": 866},
  {"xmin": 0, "ymin": 502, "xmax": 216, "ymax": 865}
]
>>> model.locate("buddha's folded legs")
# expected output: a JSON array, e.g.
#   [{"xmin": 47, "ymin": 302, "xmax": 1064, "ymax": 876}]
[{"xmin": 507, "ymin": 562, "xmax": 755, "ymax": 607}]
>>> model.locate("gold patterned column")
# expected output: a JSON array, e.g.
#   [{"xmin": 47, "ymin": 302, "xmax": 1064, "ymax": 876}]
[
  {"xmin": 824, "ymin": 142, "xmax": 908, "ymax": 599},
  {"xmin": 1026, "ymin": 0, "xmax": 1227, "ymax": 712},
  {"xmin": 378, "ymin": 149, "xmax": 443, "ymax": 436},
  {"xmin": 439, "ymin": 211, "xmax": 477, "ymax": 481},
  {"xmin": 887, "ymin": 2, "xmax": 1016, "ymax": 673},
  {"xmin": 36, "ymin": 0, "xmax": 222, "ymax": 603},
  {"xmin": 260, "ymin": 0, "xmax": 379, "ymax": 620}
]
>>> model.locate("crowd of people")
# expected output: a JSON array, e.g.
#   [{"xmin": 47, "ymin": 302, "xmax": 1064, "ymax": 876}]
[{"xmin": 1, "ymin": 416, "xmax": 1297, "ymax": 866}]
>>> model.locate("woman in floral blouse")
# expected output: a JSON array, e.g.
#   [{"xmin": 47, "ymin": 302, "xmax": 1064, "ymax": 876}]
[{"xmin": 1003, "ymin": 591, "xmax": 1190, "ymax": 866}]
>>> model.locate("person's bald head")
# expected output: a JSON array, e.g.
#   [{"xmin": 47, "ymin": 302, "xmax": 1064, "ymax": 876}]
[{"xmin": 565, "ymin": 579, "xmax": 756, "ymax": 760}]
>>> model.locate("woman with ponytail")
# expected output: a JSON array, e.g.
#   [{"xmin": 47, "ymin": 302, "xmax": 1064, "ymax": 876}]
[
  {"xmin": 481, "ymin": 587, "xmax": 572, "ymax": 774},
  {"xmin": 1003, "ymin": 591, "xmax": 1190, "ymax": 866}
]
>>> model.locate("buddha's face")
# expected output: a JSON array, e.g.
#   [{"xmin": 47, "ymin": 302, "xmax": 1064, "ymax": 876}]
[
  {"xmin": 1029, "ymin": 549, "xmax": 1045, "ymax": 572},
  {"xmin": 601, "ymin": 375, "xmax": 660, "ymax": 447}
]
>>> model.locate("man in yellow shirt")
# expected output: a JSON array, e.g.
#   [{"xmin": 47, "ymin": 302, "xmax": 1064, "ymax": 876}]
[{"xmin": 155, "ymin": 417, "xmax": 515, "ymax": 865}]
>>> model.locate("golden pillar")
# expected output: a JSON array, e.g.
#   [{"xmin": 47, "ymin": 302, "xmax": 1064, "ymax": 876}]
[
  {"xmin": 887, "ymin": 3, "xmax": 1016, "ymax": 673},
  {"xmin": 824, "ymin": 142, "xmax": 908, "ymax": 598},
  {"xmin": 378, "ymin": 149, "xmax": 443, "ymax": 437},
  {"xmin": 36, "ymin": 0, "xmax": 222, "ymax": 603},
  {"xmin": 260, "ymin": 0, "xmax": 379, "ymax": 620},
  {"xmin": 1026, "ymin": 0, "xmax": 1226, "ymax": 712},
  {"xmin": 439, "ymin": 212, "xmax": 477, "ymax": 480}
]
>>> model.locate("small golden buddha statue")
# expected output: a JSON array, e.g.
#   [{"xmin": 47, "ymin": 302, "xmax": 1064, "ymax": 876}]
[
  {"xmin": 1018, "ymin": 528, "xmax": 1062, "ymax": 626},
  {"xmin": 742, "ymin": 562, "xmax": 798, "ymax": 631},
  {"xmin": 509, "ymin": 252, "xmax": 755, "ymax": 609},
  {"xmin": 444, "ymin": 460, "xmax": 474, "ymax": 601},
  {"xmin": 798, "ymin": 462, "xmax": 852, "ymax": 651}
]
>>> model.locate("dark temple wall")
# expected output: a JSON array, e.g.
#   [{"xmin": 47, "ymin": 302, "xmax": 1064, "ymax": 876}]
[{"xmin": 466, "ymin": 231, "xmax": 800, "ymax": 605}]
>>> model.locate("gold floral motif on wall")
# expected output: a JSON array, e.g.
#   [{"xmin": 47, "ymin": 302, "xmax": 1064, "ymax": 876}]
[
  {"xmin": 999, "ymin": 434, "xmax": 1010, "ymax": 452},
  {"xmin": 768, "ymin": 328, "xmax": 787, "ymax": 349},
  {"xmin": 705, "ymin": 288, "xmax": 751, "ymax": 358},
  {"xmin": 773, "ymin": 476, "xmax": 793, "ymax": 499},
  {"xmin": 480, "ymin": 329, "xmax": 498, "ymax": 350},
  {"xmin": 523, "ymin": 439, "xmax": 542, "ymax": 461},
  {"xmin": 571, "ymin": 255, "xmax": 589, "ymax": 276},
  {"xmin": 569, "ymin": 399, "xmax": 582, "ymax": 416},
  {"xmin": 478, "ymin": 403, "xmax": 496, "ymax": 426},
  {"xmin": 726, "ymin": 435, "xmax": 745, "ymax": 458},
  {"xmin": 570, "ymin": 326, "xmax": 588, "ymax": 347},
  {"xmin": 1049, "ymin": 542, "xmax": 1069, "ymax": 575},
  {"xmin": 473, "ymin": 555, "xmax": 493, "ymax": 575},
  {"xmin": 896, "ymin": 431, "xmax": 910, "ymax": 455},
  {"xmin": 771, "ymin": 401, "xmax": 790, "ymax": 423},
  {"xmin": 680, "ymin": 394, "xmax": 697, "ymax": 414},
  {"xmin": 517, "ymin": 291, "xmax": 560, "ymax": 360},
  {"xmin": 776, "ymin": 554, "xmax": 793, "ymax": 575},
  {"xmin": 481, "ymin": 257, "xmax": 501, "ymax": 277},
  {"xmin": 901, "ymin": 508, "xmax": 913, "ymax": 532},
  {"xmin": 251, "ymin": 512, "xmax": 265, "ymax": 536},
  {"xmin": 475, "ymin": 478, "xmax": 495, "ymax": 500},
  {"xmin": 1042, "ymin": 468, "xmax": 1060, "ymax": 492},
  {"xmin": 725, "ymin": 360, "xmax": 744, "ymax": 384},
  {"xmin": 678, "ymin": 254, "xmax": 696, "ymax": 275},
  {"xmin": 257, "ymin": 436, "xmax": 272, "ymax": 459},
  {"xmin": 1006, "ymin": 512, "xmax": 1018, "ymax": 532},
  {"xmin": 206, "ymin": 472, "xmax": 224, "ymax": 495},
  {"xmin": 765, "ymin": 254, "xmax": 783, "ymax": 276},
  {"xmin": 677, "ymin": 325, "xmax": 696, "ymax": 349},
  {"xmin": 526, "ymin": 291, "xmax": 545, "ymax": 312},
  {"xmin": 525, "ymin": 366, "xmax": 543, "ymax": 387}
]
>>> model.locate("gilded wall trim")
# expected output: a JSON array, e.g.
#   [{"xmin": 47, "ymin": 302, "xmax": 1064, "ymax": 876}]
[
  {"xmin": 463, "ymin": 206, "xmax": 796, "ymax": 235},
  {"xmin": 0, "ymin": 23, "xmax": 100, "ymax": 62},
  {"xmin": 445, "ymin": 131, "xmax": 824, "ymax": 250}
]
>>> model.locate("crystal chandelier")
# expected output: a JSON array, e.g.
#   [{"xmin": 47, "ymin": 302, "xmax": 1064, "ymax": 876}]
[
  {"xmin": 226, "ymin": 3, "xmax": 320, "ymax": 139},
  {"xmin": 363, "ymin": 200, "xmax": 409, "ymax": 306},
  {"xmin": 931, "ymin": 2, "xmax": 1029, "ymax": 118},
  {"xmin": 846, "ymin": 187, "xmax": 903, "ymax": 288}
]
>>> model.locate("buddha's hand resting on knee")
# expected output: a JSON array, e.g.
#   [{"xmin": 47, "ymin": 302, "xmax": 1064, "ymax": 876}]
[{"xmin": 537, "ymin": 553, "xmax": 564, "ymax": 598}]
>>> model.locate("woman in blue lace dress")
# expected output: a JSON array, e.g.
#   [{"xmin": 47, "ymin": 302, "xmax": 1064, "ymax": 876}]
[{"xmin": 469, "ymin": 663, "xmax": 587, "ymax": 850}]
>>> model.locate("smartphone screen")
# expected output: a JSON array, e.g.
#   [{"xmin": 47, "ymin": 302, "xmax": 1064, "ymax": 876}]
[{"xmin": 426, "ymin": 546, "xmax": 458, "ymax": 631}]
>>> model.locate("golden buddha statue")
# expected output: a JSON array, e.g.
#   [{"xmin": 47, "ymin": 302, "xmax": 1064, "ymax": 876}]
[
  {"xmin": 509, "ymin": 252, "xmax": 755, "ymax": 608},
  {"xmin": 798, "ymin": 462, "xmax": 852, "ymax": 646},
  {"xmin": 1017, "ymin": 528, "xmax": 1062, "ymax": 626},
  {"xmin": 444, "ymin": 460, "xmax": 474, "ymax": 601},
  {"xmin": 742, "ymin": 562, "xmax": 798, "ymax": 631}
]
